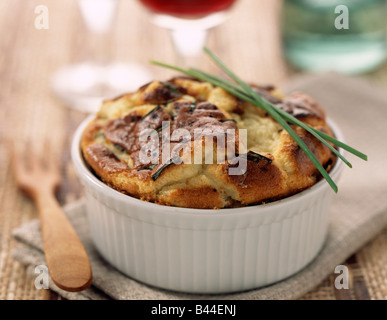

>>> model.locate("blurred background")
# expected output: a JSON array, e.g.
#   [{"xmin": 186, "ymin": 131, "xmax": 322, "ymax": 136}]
[{"xmin": 0, "ymin": 0, "xmax": 386, "ymax": 299}]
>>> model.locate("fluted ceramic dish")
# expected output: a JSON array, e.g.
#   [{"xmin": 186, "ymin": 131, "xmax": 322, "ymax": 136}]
[{"xmin": 71, "ymin": 115, "xmax": 345, "ymax": 294}]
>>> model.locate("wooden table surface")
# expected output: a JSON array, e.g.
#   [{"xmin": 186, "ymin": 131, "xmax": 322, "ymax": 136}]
[{"xmin": 1, "ymin": 0, "xmax": 387, "ymax": 300}]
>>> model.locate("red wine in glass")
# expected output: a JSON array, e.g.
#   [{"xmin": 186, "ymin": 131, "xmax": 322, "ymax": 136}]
[
  {"xmin": 139, "ymin": 0, "xmax": 238, "ymax": 63},
  {"xmin": 139, "ymin": 0, "xmax": 237, "ymax": 17}
]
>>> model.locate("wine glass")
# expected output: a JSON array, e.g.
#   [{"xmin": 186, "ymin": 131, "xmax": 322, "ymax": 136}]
[
  {"xmin": 51, "ymin": 0, "xmax": 153, "ymax": 113},
  {"xmin": 138, "ymin": 0, "xmax": 238, "ymax": 67}
]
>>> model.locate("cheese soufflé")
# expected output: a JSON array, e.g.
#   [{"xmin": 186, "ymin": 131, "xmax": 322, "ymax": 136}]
[{"xmin": 80, "ymin": 77, "xmax": 336, "ymax": 209}]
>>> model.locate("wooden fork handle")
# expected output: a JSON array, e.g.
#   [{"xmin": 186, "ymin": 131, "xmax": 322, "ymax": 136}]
[{"xmin": 36, "ymin": 191, "xmax": 92, "ymax": 292}]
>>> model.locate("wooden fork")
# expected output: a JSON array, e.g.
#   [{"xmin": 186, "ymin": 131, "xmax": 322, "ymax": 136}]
[{"xmin": 11, "ymin": 143, "xmax": 92, "ymax": 292}]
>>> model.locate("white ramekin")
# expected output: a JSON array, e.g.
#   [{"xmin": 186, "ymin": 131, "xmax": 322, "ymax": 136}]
[{"xmin": 71, "ymin": 116, "xmax": 345, "ymax": 294}]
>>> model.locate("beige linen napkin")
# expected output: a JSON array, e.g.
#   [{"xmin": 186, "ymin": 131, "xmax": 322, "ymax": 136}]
[{"xmin": 12, "ymin": 73, "xmax": 387, "ymax": 300}]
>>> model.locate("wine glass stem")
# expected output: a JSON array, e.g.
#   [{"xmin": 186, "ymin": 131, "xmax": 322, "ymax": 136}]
[
  {"xmin": 89, "ymin": 31, "xmax": 112, "ymax": 67},
  {"xmin": 78, "ymin": 0, "xmax": 117, "ymax": 67},
  {"xmin": 170, "ymin": 28, "xmax": 208, "ymax": 67}
]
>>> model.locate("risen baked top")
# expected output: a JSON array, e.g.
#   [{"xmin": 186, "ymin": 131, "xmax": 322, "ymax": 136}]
[{"xmin": 80, "ymin": 77, "xmax": 336, "ymax": 209}]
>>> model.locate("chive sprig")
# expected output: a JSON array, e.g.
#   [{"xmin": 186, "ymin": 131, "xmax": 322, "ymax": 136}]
[{"xmin": 151, "ymin": 48, "xmax": 367, "ymax": 193}]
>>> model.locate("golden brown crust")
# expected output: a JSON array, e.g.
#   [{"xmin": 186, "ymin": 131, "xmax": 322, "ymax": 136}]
[
  {"xmin": 159, "ymin": 187, "xmax": 224, "ymax": 209},
  {"xmin": 80, "ymin": 77, "xmax": 337, "ymax": 209}
]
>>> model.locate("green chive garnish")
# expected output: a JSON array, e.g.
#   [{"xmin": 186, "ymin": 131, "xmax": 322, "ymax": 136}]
[
  {"xmin": 138, "ymin": 163, "xmax": 158, "ymax": 171},
  {"xmin": 151, "ymin": 48, "xmax": 368, "ymax": 193},
  {"xmin": 151, "ymin": 156, "xmax": 180, "ymax": 181},
  {"xmin": 142, "ymin": 105, "xmax": 161, "ymax": 121},
  {"xmin": 114, "ymin": 144, "xmax": 126, "ymax": 153},
  {"xmin": 190, "ymin": 101, "xmax": 197, "ymax": 113},
  {"xmin": 150, "ymin": 122, "xmax": 170, "ymax": 137},
  {"xmin": 160, "ymin": 81, "xmax": 183, "ymax": 97},
  {"xmin": 238, "ymin": 151, "xmax": 272, "ymax": 164}
]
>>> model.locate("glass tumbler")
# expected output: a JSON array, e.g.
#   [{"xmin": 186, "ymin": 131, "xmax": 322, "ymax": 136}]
[{"xmin": 282, "ymin": 0, "xmax": 387, "ymax": 74}]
